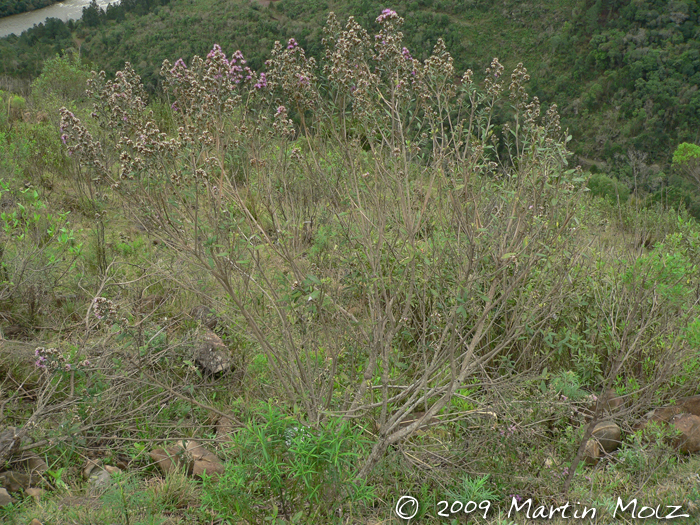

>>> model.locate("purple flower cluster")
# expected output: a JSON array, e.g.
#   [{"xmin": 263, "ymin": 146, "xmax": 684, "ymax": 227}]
[
  {"xmin": 376, "ymin": 8, "xmax": 398, "ymax": 24},
  {"xmin": 254, "ymin": 72, "xmax": 268, "ymax": 90},
  {"xmin": 552, "ymin": 467, "xmax": 570, "ymax": 480},
  {"xmin": 34, "ymin": 347, "xmax": 88, "ymax": 372},
  {"xmin": 35, "ymin": 348, "xmax": 48, "ymax": 369},
  {"xmin": 275, "ymin": 105, "xmax": 287, "ymax": 116},
  {"xmin": 207, "ymin": 44, "xmax": 219, "ymax": 59},
  {"xmin": 499, "ymin": 423, "xmax": 518, "ymax": 437},
  {"xmin": 402, "ymin": 47, "xmax": 412, "ymax": 61},
  {"xmin": 287, "ymin": 38, "xmax": 298, "ymax": 50},
  {"xmin": 92, "ymin": 296, "xmax": 117, "ymax": 320},
  {"xmin": 228, "ymin": 49, "xmax": 252, "ymax": 84},
  {"xmin": 170, "ymin": 58, "xmax": 188, "ymax": 77}
]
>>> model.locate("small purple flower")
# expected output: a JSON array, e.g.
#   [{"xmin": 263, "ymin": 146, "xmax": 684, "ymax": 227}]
[
  {"xmin": 402, "ymin": 47, "xmax": 412, "ymax": 61},
  {"xmin": 232, "ymin": 50, "xmax": 246, "ymax": 64},
  {"xmin": 254, "ymin": 72, "xmax": 268, "ymax": 90},
  {"xmin": 287, "ymin": 38, "xmax": 298, "ymax": 50},
  {"xmin": 510, "ymin": 494, "xmax": 523, "ymax": 503},
  {"xmin": 170, "ymin": 58, "xmax": 187, "ymax": 74},
  {"xmin": 61, "ymin": 134, "xmax": 67, "ymax": 145},
  {"xmin": 207, "ymin": 44, "xmax": 223, "ymax": 59},
  {"xmin": 376, "ymin": 8, "xmax": 398, "ymax": 24},
  {"xmin": 276, "ymin": 105, "xmax": 286, "ymax": 116}
]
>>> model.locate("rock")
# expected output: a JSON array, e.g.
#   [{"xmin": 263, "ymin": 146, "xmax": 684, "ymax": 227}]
[
  {"xmin": 635, "ymin": 396, "xmax": 700, "ymax": 431},
  {"xmin": 25, "ymin": 488, "xmax": 43, "ymax": 502},
  {"xmin": 150, "ymin": 440, "xmax": 224, "ymax": 480},
  {"xmin": 671, "ymin": 414, "xmax": 700, "ymax": 454},
  {"xmin": 179, "ymin": 440, "xmax": 225, "ymax": 480},
  {"xmin": 149, "ymin": 445, "xmax": 194, "ymax": 476},
  {"xmin": 83, "ymin": 459, "xmax": 102, "ymax": 480},
  {"xmin": 583, "ymin": 421, "xmax": 621, "ymax": 465},
  {"xmin": 591, "ymin": 421, "xmax": 622, "ymax": 453},
  {"xmin": 216, "ymin": 416, "xmax": 235, "ymax": 443},
  {"xmin": 26, "ymin": 457, "xmax": 48, "ymax": 477},
  {"xmin": 115, "ymin": 457, "xmax": 130, "ymax": 471},
  {"xmin": 649, "ymin": 405, "xmax": 685, "ymax": 424},
  {"xmin": 0, "ymin": 427, "xmax": 20, "ymax": 463},
  {"xmin": 0, "ymin": 487, "xmax": 13, "ymax": 506},
  {"xmin": 583, "ymin": 439, "xmax": 601, "ymax": 465},
  {"xmin": 0, "ymin": 471, "xmax": 30, "ymax": 492},
  {"xmin": 597, "ymin": 389, "xmax": 624, "ymax": 413},
  {"xmin": 87, "ymin": 469, "xmax": 113, "ymax": 492},
  {"xmin": 85, "ymin": 462, "xmax": 122, "ymax": 493},
  {"xmin": 191, "ymin": 306, "xmax": 218, "ymax": 330},
  {"xmin": 29, "ymin": 519, "xmax": 43, "ymax": 525},
  {"xmin": 680, "ymin": 395, "xmax": 700, "ymax": 417},
  {"xmin": 194, "ymin": 329, "xmax": 232, "ymax": 376}
]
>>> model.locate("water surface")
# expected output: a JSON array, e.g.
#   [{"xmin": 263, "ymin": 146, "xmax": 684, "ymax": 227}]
[{"xmin": 0, "ymin": 0, "xmax": 116, "ymax": 38}]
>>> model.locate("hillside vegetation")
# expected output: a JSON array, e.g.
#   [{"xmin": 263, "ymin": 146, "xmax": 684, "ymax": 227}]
[
  {"xmin": 0, "ymin": 0, "xmax": 61, "ymax": 18},
  {"xmin": 2, "ymin": 0, "xmax": 700, "ymax": 218},
  {"xmin": 0, "ymin": 5, "xmax": 699, "ymax": 525}
]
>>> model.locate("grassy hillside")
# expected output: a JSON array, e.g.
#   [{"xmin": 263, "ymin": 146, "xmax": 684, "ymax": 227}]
[
  {"xmin": 1, "ymin": 4, "xmax": 700, "ymax": 524},
  {"xmin": 1, "ymin": 10, "xmax": 700, "ymax": 521}
]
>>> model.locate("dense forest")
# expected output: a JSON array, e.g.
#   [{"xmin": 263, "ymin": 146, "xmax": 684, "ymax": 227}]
[
  {"xmin": 1, "ymin": 2, "xmax": 700, "ymax": 524},
  {"xmin": 0, "ymin": 0, "xmax": 61, "ymax": 18}
]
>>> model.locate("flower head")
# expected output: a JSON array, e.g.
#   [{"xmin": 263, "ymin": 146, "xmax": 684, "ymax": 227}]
[
  {"xmin": 254, "ymin": 72, "xmax": 268, "ymax": 90},
  {"xmin": 376, "ymin": 8, "xmax": 399, "ymax": 24}
]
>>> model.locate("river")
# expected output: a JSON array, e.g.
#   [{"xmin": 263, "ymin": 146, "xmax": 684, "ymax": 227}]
[{"xmin": 0, "ymin": 0, "xmax": 117, "ymax": 38}]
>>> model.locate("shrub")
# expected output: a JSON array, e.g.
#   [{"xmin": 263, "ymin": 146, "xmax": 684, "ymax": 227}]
[
  {"xmin": 202, "ymin": 403, "xmax": 373, "ymax": 523},
  {"xmin": 587, "ymin": 172, "xmax": 630, "ymax": 203}
]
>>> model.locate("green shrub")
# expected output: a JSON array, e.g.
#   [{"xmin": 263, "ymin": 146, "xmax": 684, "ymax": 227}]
[
  {"xmin": 31, "ymin": 52, "xmax": 92, "ymax": 104},
  {"xmin": 587, "ymin": 172, "xmax": 630, "ymax": 203},
  {"xmin": 201, "ymin": 403, "xmax": 374, "ymax": 523}
]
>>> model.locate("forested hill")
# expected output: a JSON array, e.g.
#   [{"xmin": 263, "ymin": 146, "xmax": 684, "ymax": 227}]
[
  {"xmin": 2, "ymin": 0, "xmax": 700, "ymax": 195},
  {"xmin": 0, "ymin": 0, "xmax": 61, "ymax": 17}
]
